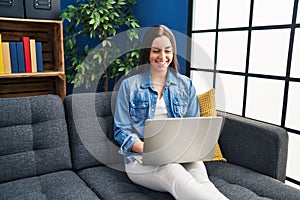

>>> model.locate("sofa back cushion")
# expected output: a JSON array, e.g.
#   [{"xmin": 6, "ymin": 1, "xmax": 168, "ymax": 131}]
[
  {"xmin": 64, "ymin": 92, "xmax": 123, "ymax": 171},
  {"xmin": 0, "ymin": 95, "xmax": 72, "ymax": 183}
]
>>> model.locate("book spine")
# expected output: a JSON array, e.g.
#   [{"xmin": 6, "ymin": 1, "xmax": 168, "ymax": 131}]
[
  {"xmin": 9, "ymin": 42, "xmax": 19, "ymax": 73},
  {"xmin": 16, "ymin": 42, "xmax": 26, "ymax": 73},
  {"xmin": 30, "ymin": 39, "xmax": 37, "ymax": 73},
  {"xmin": 0, "ymin": 34, "xmax": 4, "ymax": 74},
  {"xmin": 2, "ymin": 42, "xmax": 12, "ymax": 74},
  {"xmin": 21, "ymin": 37, "xmax": 31, "ymax": 73},
  {"xmin": 35, "ymin": 42, "xmax": 43, "ymax": 72}
]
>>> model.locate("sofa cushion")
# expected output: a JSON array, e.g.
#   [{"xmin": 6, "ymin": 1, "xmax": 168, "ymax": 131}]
[
  {"xmin": 0, "ymin": 170, "xmax": 100, "ymax": 200},
  {"xmin": 198, "ymin": 88, "xmax": 217, "ymax": 117},
  {"xmin": 197, "ymin": 88, "xmax": 227, "ymax": 162},
  {"xmin": 205, "ymin": 161, "xmax": 300, "ymax": 200},
  {"xmin": 209, "ymin": 176, "xmax": 271, "ymax": 200},
  {"xmin": 217, "ymin": 111, "xmax": 288, "ymax": 182},
  {"xmin": 0, "ymin": 95, "xmax": 72, "ymax": 183},
  {"xmin": 64, "ymin": 92, "xmax": 123, "ymax": 170},
  {"xmin": 77, "ymin": 166, "xmax": 174, "ymax": 200}
]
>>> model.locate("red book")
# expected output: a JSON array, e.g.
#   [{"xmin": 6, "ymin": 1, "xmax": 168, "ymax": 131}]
[{"xmin": 21, "ymin": 37, "xmax": 31, "ymax": 73}]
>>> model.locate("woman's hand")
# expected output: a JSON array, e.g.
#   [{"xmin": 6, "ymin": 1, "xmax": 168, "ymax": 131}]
[{"xmin": 132, "ymin": 141, "xmax": 144, "ymax": 153}]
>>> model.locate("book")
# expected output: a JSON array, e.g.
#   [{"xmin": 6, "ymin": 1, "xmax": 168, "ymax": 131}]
[
  {"xmin": 21, "ymin": 37, "xmax": 31, "ymax": 73},
  {"xmin": 29, "ymin": 39, "xmax": 37, "ymax": 73},
  {"xmin": 2, "ymin": 42, "xmax": 12, "ymax": 73},
  {"xmin": 35, "ymin": 42, "xmax": 43, "ymax": 72},
  {"xmin": 9, "ymin": 42, "xmax": 19, "ymax": 73},
  {"xmin": 16, "ymin": 42, "xmax": 26, "ymax": 73},
  {"xmin": 0, "ymin": 34, "xmax": 4, "ymax": 74}
]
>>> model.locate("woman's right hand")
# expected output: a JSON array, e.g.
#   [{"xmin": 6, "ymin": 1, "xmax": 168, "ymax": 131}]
[{"xmin": 132, "ymin": 141, "xmax": 144, "ymax": 153}]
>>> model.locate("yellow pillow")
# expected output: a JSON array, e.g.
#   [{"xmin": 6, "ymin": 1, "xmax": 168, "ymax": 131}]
[{"xmin": 197, "ymin": 89, "xmax": 227, "ymax": 162}]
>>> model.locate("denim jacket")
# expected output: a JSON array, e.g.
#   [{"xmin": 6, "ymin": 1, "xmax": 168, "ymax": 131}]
[{"xmin": 114, "ymin": 68, "xmax": 200, "ymax": 163}]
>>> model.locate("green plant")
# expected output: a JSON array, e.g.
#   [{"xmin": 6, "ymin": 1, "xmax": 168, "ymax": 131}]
[{"xmin": 61, "ymin": 0, "xmax": 140, "ymax": 91}]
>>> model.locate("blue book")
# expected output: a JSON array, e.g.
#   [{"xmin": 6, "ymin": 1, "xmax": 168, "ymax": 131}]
[
  {"xmin": 16, "ymin": 42, "xmax": 25, "ymax": 73},
  {"xmin": 35, "ymin": 42, "xmax": 43, "ymax": 72},
  {"xmin": 9, "ymin": 42, "xmax": 19, "ymax": 73}
]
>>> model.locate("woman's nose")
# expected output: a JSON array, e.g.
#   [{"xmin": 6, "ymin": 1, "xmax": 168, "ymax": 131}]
[{"xmin": 158, "ymin": 51, "xmax": 166, "ymax": 59}]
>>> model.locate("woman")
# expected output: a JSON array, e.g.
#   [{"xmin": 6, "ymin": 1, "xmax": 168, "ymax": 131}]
[{"xmin": 114, "ymin": 25, "xmax": 228, "ymax": 200}]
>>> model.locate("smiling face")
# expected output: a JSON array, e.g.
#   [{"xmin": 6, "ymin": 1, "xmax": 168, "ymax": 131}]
[{"xmin": 149, "ymin": 35, "xmax": 173, "ymax": 72}]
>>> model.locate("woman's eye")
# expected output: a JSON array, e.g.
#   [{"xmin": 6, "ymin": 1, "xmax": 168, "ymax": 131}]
[{"xmin": 151, "ymin": 49, "xmax": 172, "ymax": 53}]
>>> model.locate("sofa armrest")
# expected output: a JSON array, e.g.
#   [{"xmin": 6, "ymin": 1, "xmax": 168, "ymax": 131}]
[{"xmin": 217, "ymin": 112, "xmax": 288, "ymax": 182}]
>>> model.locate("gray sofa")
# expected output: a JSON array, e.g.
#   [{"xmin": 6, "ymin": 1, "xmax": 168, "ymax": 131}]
[{"xmin": 1, "ymin": 92, "xmax": 300, "ymax": 200}]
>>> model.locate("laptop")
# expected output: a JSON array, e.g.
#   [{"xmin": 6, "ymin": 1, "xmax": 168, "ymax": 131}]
[{"xmin": 134, "ymin": 116, "xmax": 223, "ymax": 165}]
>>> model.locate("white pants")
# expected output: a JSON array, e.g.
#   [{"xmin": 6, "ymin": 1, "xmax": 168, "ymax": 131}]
[{"xmin": 125, "ymin": 160, "xmax": 228, "ymax": 200}]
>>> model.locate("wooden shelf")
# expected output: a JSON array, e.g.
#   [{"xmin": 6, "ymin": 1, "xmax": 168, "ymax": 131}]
[
  {"xmin": 0, "ymin": 17, "xmax": 66, "ymax": 99},
  {"xmin": 0, "ymin": 71, "xmax": 65, "ymax": 78},
  {"xmin": 0, "ymin": 17, "xmax": 62, "ymax": 24},
  {"xmin": 0, "ymin": 72, "xmax": 65, "ymax": 78}
]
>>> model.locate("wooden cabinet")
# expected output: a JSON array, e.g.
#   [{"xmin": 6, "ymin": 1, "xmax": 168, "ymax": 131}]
[{"xmin": 0, "ymin": 17, "xmax": 66, "ymax": 99}]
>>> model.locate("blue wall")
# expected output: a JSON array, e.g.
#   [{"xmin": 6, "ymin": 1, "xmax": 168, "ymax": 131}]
[{"xmin": 132, "ymin": 0, "xmax": 188, "ymax": 34}]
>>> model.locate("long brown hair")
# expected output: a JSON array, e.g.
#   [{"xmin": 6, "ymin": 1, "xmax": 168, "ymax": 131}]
[{"xmin": 139, "ymin": 25, "xmax": 178, "ymax": 72}]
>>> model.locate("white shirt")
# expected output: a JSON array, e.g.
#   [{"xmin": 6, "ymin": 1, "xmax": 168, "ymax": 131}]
[{"xmin": 154, "ymin": 97, "xmax": 168, "ymax": 119}]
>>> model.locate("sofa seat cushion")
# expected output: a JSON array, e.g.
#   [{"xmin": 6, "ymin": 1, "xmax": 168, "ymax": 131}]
[
  {"xmin": 209, "ymin": 176, "xmax": 271, "ymax": 200},
  {"xmin": 0, "ymin": 170, "xmax": 100, "ymax": 200},
  {"xmin": 77, "ymin": 166, "xmax": 174, "ymax": 200},
  {"xmin": 205, "ymin": 161, "xmax": 300, "ymax": 200}
]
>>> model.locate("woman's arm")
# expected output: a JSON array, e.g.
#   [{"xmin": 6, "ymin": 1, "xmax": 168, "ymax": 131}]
[{"xmin": 114, "ymin": 81, "xmax": 142, "ymax": 154}]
